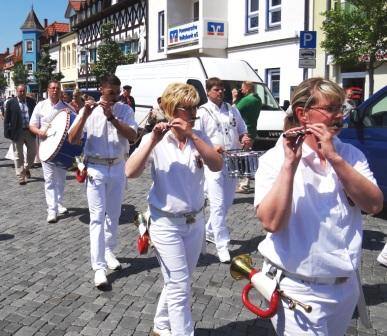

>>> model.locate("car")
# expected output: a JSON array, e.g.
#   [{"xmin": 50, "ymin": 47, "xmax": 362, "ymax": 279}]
[{"xmin": 339, "ymin": 85, "xmax": 387, "ymax": 202}]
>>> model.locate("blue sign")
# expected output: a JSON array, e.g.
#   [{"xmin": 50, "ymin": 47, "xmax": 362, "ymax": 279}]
[
  {"xmin": 169, "ymin": 29, "xmax": 179, "ymax": 44},
  {"xmin": 300, "ymin": 31, "xmax": 316, "ymax": 49},
  {"xmin": 207, "ymin": 22, "xmax": 225, "ymax": 36}
]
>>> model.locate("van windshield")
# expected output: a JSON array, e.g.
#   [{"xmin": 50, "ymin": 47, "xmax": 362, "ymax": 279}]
[{"xmin": 223, "ymin": 81, "xmax": 281, "ymax": 111}]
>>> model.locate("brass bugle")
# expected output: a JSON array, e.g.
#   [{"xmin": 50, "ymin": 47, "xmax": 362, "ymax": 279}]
[
  {"xmin": 230, "ymin": 254, "xmax": 254, "ymax": 280},
  {"xmin": 278, "ymin": 290, "xmax": 312, "ymax": 313}
]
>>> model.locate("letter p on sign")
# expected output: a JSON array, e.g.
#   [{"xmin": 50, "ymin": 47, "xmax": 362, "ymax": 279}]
[{"xmin": 300, "ymin": 31, "xmax": 316, "ymax": 49}]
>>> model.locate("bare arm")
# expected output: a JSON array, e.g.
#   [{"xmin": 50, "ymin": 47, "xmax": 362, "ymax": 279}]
[
  {"xmin": 125, "ymin": 122, "xmax": 169, "ymax": 178},
  {"xmin": 308, "ymin": 123, "xmax": 383, "ymax": 214},
  {"xmin": 256, "ymin": 127, "xmax": 304, "ymax": 233}
]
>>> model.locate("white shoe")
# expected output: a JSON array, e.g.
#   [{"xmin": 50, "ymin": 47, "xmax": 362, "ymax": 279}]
[
  {"xmin": 47, "ymin": 213, "xmax": 57, "ymax": 223},
  {"xmin": 218, "ymin": 248, "xmax": 231, "ymax": 263},
  {"xmin": 58, "ymin": 205, "xmax": 68, "ymax": 214},
  {"xmin": 206, "ymin": 233, "xmax": 215, "ymax": 244},
  {"xmin": 151, "ymin": 327, "xmax": 172, "ymax": 336},
  {"xmin": 377, "ymin": 253, "xmax": 387, "ymax": 267},
  {"xmin": 106, "ymin": 252, "xmax": 121, "ymax": 270},
  {"xmin": 94, "ymin": 269, "xmax": 108, "ymax": 287}
]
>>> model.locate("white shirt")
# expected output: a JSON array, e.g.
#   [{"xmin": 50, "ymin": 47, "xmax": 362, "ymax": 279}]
[
  {"xmin": 72, "ymin": 101, "xmax": 137, "ymax": 159},
  {"xmin": 138, "ymin": 130, "xmax": 211, "ymax": 214},
  {"xmin": 254, "ymin": 136, "xmax": 377, "ymax": 277},
  {"xmin": 30, "ymin": 99, "xmax": 71, "ymax": 130},
  {"xmin": 196, "ymin": 100, "xmax": 247, "ymax": 150}
]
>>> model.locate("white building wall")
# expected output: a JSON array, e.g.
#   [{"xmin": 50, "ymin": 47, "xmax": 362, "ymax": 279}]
[
  {"xmin": 148, "ymin": 0, "xmax": 166, "ymax": 61},
  {"xmin": 147, "ymin": 0, "xmax": 311, "ymax": 103}
]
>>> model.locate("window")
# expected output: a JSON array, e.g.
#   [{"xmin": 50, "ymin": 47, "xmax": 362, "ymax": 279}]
[
  {"xmin": 266, "ymin": 68, "xmax": 280, "ymax": 102},
  {"xmin": 158, "ymin": 11, "xmax": 165, "ymax": 51},
  {"xmin": 72, "ymin": 44, "xmax": 77, "ymax": 66},
  {"xmin": 367, "ymin": 94, "xmax": 387, "ymax": 127},
  {"xmin": 246, "ymin": 0, "xmax": 259, "ymax": 33},
  {"xmin": 25, "ymin": 63, "xmax": 33, "ymax": 74},
  {"xmin": 193, "ymin": 1, "xmax": 199, "ymax": 21},
  {"xmin": 25, "ymin": 40, "xmax": 33, "ymax": 53},
  {"xmin": 267, "ymin": 0, "xmax": 281, "ymax": 29},
  {"xmin": 67, "ymin": 46, "xmax": 71, "ymax": 68},
  {"xmin": 89, "ymin": 48, "xmax": 97, "ymax": 63},
  {"xmin": 62, "ymin": 47, "xmax": 66, "ymax": 68}
]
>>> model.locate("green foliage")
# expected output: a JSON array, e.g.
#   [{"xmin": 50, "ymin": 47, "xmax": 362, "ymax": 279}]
[
  {"xmin": 92, "ymin": 22, "xmax": 136, "ymax": 81},
  {"xmin": 34, "ymin": 46, "xmax": 64, "ymax": 92},
  {"xmin": 0, "ymin": 72, "xmax": 7, "ymax": 94},
  {"xmin": 12, "ymin": 62, "xmax": 29, "ymax": 85},
  {"xmin": 321, "ymin": 0, "xmax": 387, "ymax": 94}
]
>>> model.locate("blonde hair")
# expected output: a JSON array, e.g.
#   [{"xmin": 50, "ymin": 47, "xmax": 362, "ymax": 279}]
[
  {"xmin": 284, "ymin": 77, "xmax": 345, "ymax": 130},
  {"xmin": 160, "ymin": 83, "xmax": 200, "ymax": 121}
]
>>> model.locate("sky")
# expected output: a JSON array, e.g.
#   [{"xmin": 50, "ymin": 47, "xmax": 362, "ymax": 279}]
[{"xmin": 0, "ymin": 0, "xmax": 69, "ymax": 52}]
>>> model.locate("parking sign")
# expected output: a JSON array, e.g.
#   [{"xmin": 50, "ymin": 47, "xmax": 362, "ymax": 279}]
[{"xmin": 300, "ymin": 31, "xmax": 317, "ymax": 49}]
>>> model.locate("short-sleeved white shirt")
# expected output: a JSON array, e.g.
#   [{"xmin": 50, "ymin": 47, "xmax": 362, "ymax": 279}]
[
  {"xmin": 254, "ymin": 136, "xmax": 377, "ymax": 277},
  {"xmin": 138, "ymin": 130, "xmax": 211, "ymax": 214},
  {"xmin": 196, "ymin": 100, "xmax": 247, "ymax": 150},
  {"xmin": 30, "ymin": 99, "xmax": 71, "ymax": 129},
  {"xmin": 71, "ymin": 101, "xmax": 137, "ymax": 159}
]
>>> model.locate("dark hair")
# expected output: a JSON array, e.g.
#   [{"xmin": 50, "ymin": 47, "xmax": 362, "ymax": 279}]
[
  {"xmin": 99, "ymin": 74, "xmax": 121, "ymax": 87},
  {"xmin": 206, "ymin": 77, "xmax": 224, "ymax": 91},
  {"xmin": 123, "ymin": 85, "xmax": 132, "ymax": 90}
]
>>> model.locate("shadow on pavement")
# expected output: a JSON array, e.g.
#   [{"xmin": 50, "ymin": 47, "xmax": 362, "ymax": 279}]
[
  {"xmin": 362, "ymin": 229, "xmax": 386, "ymax": 251},
  {"xmin": 233, "ymin": 196, "xmax": 254, "ymax": 205},
  {"xmin": 230, "ymin": 235, "xmax": 266, "ymax": 256},
  {"xmin": 196, "ymin": 318, "xmax": 275, "ymax": 336},
  {"xmin": 374, "ymin": 206, "xmax": 387, "ymax": 220},
  {"xmin": 363, "ymin": 283, "xmax": 387, "ymax": 306},
  {"xmin": 0, "ymin": 233, "xmax": 14, "ymax": 241}
]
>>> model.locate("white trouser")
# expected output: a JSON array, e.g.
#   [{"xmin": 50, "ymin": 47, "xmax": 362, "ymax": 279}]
[
  {"xmin": 271, "ymin": 271, "xmax": 359, "ymax": 335},
  {"xmin": 380, "ymin": 242, "xmax": 387, "ymax": 257},
  {"xmin": 12, "ymin": 130, "xmax": 37, "ymax": 176},
  {"xmin": 87, "ymin": 162, "xmax": 126, "ymax": 270},
  {"xmin": 205, "ymin": 167, "xmax": 237, "ymax": 251},
  {"xmin": 41, "ymin": 161, "xmax": 67, "ymax": 215},
  {"xmin": 150, "ymin": 210, "xmax": 205, "ymax": 336}
]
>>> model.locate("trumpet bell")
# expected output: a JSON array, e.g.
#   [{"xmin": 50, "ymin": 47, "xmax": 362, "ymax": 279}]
[{"xmin": 230, "ymin": 254, "xmax": 253, "ymax": 280}]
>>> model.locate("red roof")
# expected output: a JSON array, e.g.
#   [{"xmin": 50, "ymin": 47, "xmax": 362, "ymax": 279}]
[
  {"xmin": 45, "ymin": 22, "xmax": 70, "ymax": 36},
  {"xmin": 69, "ymin": 0, "xmax": 84, "ymax": 11}
]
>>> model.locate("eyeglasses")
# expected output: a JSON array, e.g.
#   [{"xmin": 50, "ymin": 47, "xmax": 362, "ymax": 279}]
[
  {"xmin": 176, "ymin": 106, "xmax": 198, "ymax": 114},
  {"xmin": 308, "ymin": 105, "xmax": 349, "ymax": 117}
]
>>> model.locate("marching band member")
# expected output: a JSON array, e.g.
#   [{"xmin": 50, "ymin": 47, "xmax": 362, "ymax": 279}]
[
  {"xmin": 125, "ymin": 83, "xmax": 222, "ymax": 336},
  {"xmin": 195, "ymin": 77, "xmax": 251, "ymax": 263},
  {"xmin": 29, "ymin": 80, "xmax": 71, "ymax": 223},
  {"xmin": 68, "ymin": 74, "xmax": 137, "ymax": 288},
  {"xmin": 254, "ymin": 78, "xmax": 383, "ymax": 335}
]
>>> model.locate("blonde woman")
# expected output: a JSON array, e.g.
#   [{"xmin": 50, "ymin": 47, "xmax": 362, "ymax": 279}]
[
  {"xmin": 125, "ymin": 83, "xmax": 222, "ymax": 336},
  {"xmin": 255, "ymin": 78, "xmax": 383, "ymax": 335}
]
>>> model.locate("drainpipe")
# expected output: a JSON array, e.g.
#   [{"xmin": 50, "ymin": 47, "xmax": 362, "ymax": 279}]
[
  {"xmin": 324, "ymin": 0, "xmax": 331, "ymax": 79},
  {"xmin": 303, "ymin": 0, "xmax": 309, "ymax": 80}
]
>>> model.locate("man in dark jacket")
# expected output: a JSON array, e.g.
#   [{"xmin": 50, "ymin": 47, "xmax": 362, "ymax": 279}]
[
  {"xmin": 120, "ymin": 85, "xmax": 135, "ymax": 112},
  {"xmin": 4, "ymin": 84, "xmax": 36, "ymax": 185}
]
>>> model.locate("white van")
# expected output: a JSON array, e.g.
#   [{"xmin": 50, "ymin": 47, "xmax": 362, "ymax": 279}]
[{"xmin": 115, "ymin": 57, "xmax": 285, "ymax": 149}]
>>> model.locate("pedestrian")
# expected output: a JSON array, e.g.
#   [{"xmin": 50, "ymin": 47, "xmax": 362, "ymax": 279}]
[
  {"xmin": 254, "ymin": 77, "xmax": 383, "ymax": 335},
  {"xmin": 125, "ymin": 82, "xmax": 222, "ymax": 336},
  {"xmin": 70, "ymin": 89, "xmax": 85, "ymax": 113},
  {"xmin": 29, "ymin": 80, "xmax": 70, "ymax": 223},
  {"xmin": 196, "ymin": 77, "xmax": 251, "ymax": 263},
  {"xmin": 68, "ymin": 74, "xmax": 138, "ymax": 288},
  {"xmin": 3, "ymin": 84, "xmax": 37, "ymax": 185},
  {"xmin": 235, "ymin": 81, "xmax": 262, "ymax": 193},
  {"xmin": 120, "ymin": 84, "xmax": 135, "ymax": 112},
  {"xmin": 62, "ymin": 91, "xmax": 72, "ymax": 104}
]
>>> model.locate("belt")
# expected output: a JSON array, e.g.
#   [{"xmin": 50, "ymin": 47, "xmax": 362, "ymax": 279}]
[
  {"xmin": 86, "ymin": 156, "xmax": 123, "ymax": 165},
  {"xmin": 265, "ymin": 259, "xmax": 349, "ymax": 285},
  {"xmin": 150, "ymin": 204, "xmax": 204, "ymax": 224}
]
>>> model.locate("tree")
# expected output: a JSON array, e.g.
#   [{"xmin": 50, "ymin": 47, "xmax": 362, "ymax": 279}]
[
  {"xmin": 34, "ymin": 46, "xmax": 64, "ymax": 93},
  {"xmin": 12, "ymin": 62, "xmax": 29, "ymax": 86},
  {"xmin": 0, "ymin": 72, "xmax": 7, "ymax": 96},
  {"xmin": 321, "ymin": 0, "xmax": 387, "ymax": 95},
  {"xmin": 92, "ymin": 22, "xmax": 136, "ymax": 81}
]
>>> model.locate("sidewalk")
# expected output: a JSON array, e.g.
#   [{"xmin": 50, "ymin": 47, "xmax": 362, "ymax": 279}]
[{"xmin": 0, "ymin": 125, "xmax": 386, "ymax": 335}]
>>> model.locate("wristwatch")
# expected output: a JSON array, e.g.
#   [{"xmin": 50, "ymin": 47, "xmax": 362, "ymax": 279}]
[{"xmin": 107, "ymin": 115, "xmax": 115, "ymax": 122}]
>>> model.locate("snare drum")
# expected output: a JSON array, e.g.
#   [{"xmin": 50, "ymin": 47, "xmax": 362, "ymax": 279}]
[
  {"xmin": 224, "ymin": 150, "xmax": 264, "ymax": 178},
  {"xmin": 39, "ymin": 110, "xmax": 84, "ymax": 169}
]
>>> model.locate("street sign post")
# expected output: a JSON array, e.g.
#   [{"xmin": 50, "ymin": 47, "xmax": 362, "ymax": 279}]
[{"xmin": 299, "ymin": 31, "xmax": 316, "ymax": 69}]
